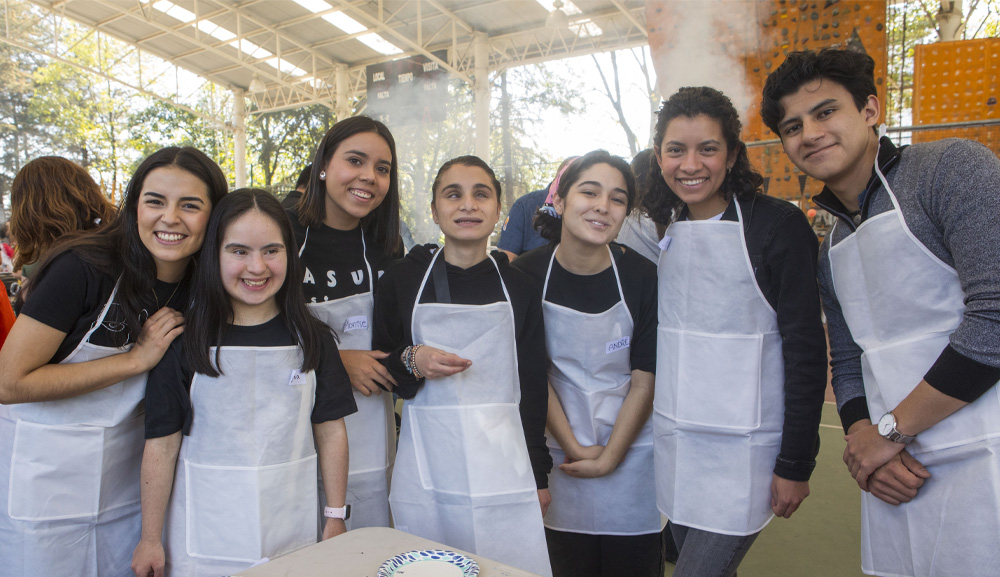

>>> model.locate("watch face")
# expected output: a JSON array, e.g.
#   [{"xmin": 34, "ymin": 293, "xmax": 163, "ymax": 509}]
[{"xmin": 878, "ymin": 414, "xmax": 894, "ymax": 436}]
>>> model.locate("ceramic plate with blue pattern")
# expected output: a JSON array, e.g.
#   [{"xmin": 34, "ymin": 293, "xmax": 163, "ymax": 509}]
[{"xmin": 376, "ymin": 549, "xmax": 480, "ymax": 577}]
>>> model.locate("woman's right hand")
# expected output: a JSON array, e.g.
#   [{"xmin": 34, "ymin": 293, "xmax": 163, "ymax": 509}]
[
  {"xmin": 414, "ymin": 346, "xmax": 472, "ymax": 379},
  {"xmin": 340, "ymin": 349, "xmax": 397, "ymax": 396},
  {"xmin": 129, "ymin": 307, "xmax": 184, "ymax": 372},
  {"xmin": 131, "ymin": 539, "xmax": 165, "ymax": 577}
]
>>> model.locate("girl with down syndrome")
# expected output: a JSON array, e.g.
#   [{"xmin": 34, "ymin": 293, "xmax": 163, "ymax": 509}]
[{"xmin": 132, "ymin": 189, "xmax": 356, "ymax": 577}]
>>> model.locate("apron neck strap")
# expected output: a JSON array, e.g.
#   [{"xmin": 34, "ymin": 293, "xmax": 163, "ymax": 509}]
[
  {"xmin": 299, "ymin": 226, "xmax": 375, "ymax": 294},
  {"xmin": 82, "ymin": 275, "xmax": 123, "ymax": 345},
  {"xmin": 543, "ymin": 244, "xmax": 625, "ymax": 305},
  {"xmin": 431, "ymin": 250, "xmax": 451, "ymax": 304},
  {"xmin": 872, "ymin": 126, "xmax": 902, "ymax": 213},
  {"xmin": 297, "ymin": 227, "xmax": 310, "ymax": 257},
  {"xmin": 416, "ymin": 248, "xmax": 512, "ymax": 306},
  {"xmin": 411, "ymin": 249, "xmax": 515, "ymax": 345}
]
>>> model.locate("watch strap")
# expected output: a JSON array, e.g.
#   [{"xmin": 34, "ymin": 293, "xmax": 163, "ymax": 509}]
[
  {"xmin": 880, "ymin": 412, "xmax": 916, "ymax": 444},
  {"xmin": 323, "ymin": 504, "xmax": 351, "ymax": 520}
]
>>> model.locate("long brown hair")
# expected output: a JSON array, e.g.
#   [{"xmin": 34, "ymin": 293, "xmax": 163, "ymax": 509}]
[
  {"xmin": 9, "ymin": 157, "xmax": 116, "ymax": 270},
  {"xmin": 26, "ymin": 147, "xmax": 228, "ymax": 345},
  {"xmin": 298, "ymin": 116, "xmax": 402, "ymax": 255}
]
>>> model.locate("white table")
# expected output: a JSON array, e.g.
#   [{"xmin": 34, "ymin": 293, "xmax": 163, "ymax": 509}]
[{"xmin": 236, "ymin": 527, "xmax": 543, "ymax": 577}]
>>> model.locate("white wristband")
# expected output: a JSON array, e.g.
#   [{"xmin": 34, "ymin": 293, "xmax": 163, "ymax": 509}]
[{"xmin": 324, "ymin": 505, "xmax": 351, "ymax": 520}]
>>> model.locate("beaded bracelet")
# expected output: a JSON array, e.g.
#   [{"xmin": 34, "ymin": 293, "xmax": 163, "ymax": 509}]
[
  {"xmin": 401, "ymin": 345, "xmax": 425, "ymax": 379},
  {"xmin": 409, "ymin": 345, "xmax": 425, "ymax": 379}
]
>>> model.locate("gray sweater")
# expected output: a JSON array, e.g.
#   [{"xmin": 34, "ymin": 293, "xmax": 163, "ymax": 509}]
[{"xmin": 814, "ymin": 137, "xmax": 1000, "ymax": 431}]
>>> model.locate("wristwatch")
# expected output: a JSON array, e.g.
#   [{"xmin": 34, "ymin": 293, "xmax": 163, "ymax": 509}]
[
  {"xmin": 877, "ymin": 412, "xmax": 915, "ymax": 445},
  {"xmin": 324, "ymin": 505, "xmax": 351, "ymax": 520}
]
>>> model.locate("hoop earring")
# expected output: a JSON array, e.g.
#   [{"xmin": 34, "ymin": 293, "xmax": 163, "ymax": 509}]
[{"xmin": 319, "ymin": 171, "xmax": 326, "ymax": 180}]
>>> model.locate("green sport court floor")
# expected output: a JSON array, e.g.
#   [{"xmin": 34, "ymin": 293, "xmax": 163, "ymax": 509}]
[{"xmin": 664, "ymin": 401, "xmax": 867, "ymax": 577}]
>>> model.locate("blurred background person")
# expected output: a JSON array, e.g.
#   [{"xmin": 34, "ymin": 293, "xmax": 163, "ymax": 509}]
[
  {"xmin": 281, "ymin": 164, "xmax": 312, "ymax": 211},
  {"xmin": 8, "ymin": 156, "xmax": 116, "ymax": 281},
  {"xmin": 498, "ymin": 157, "xmax": 577, "ymax": 261}
]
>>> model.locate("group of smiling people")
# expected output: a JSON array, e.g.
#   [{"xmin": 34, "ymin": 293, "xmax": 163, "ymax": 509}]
[{"xmin": 1, "ymin": 46, "xmax": 998, "ymax": 577}]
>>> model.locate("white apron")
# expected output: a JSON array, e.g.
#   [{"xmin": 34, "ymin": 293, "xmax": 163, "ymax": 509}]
[
  {"xmin": 389, "ymin": 249, "xmax": 552, "ymax": 577},
  {"xmin": 0, "ymin": 279, "xmax": 146, "ymax": 577},
  {"xmin": 299, "ymin": 227, "xmax": 394, "ymax": 530},
  {"xmin": 541, "ymin": 246, "xmax": 659, "ymax": 536},
  {"xmin": 828, "ymin": 138, "xmax": 1000, "ymax": 577},
  {"xmin": 654, "ymin": 202, "xmax": 785, "ymax": 536},
  {"xmin": 163, "ymin": 345, "xmax": 319, "ymax": 577}
]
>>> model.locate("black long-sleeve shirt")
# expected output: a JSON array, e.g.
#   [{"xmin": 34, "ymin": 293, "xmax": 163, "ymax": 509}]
[
  {"xmin": 700, "ymin": 195, "xmax": 829, "ymax": 482},
  {"xmin": 372, "ymin": 244, "xmax": 552, "ymax": 489}
]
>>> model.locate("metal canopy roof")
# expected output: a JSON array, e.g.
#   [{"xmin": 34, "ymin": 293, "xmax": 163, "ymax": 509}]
[{"xmin": 24, "ymin": 0, "xmax": 648, "ymax": 116}]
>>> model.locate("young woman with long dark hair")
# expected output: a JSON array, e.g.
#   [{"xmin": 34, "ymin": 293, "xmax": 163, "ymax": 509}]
[
  {"xmin": 646, "ymin": 87, "xmax": 827, "ymax": 577},
  {"xmin": 513, "ymin": 149, "xmax": 662, "ymax": 577},
  {"xmin": 291, "ymin": 115, "xmax": 403, "ymax": 530},
  {"xmin": 373, "ymin": 156, "xmax": 552, "ymax": 576},
  {"xmin": 0, "ymin": 147, "xmax": 227, "ymax": 576},
  {"xmin": 132, "ymin": 189, "xmax": 355, "ymax": 576}
]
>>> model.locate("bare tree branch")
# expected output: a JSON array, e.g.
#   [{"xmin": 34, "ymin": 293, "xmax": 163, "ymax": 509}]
[{"xmin": 591, "ymin": 52, "xmax": 638, "ymax": 157}]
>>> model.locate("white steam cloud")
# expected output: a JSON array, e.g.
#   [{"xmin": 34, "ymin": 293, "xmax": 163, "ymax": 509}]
[{"xmin": 649, "ymin": 0, "xmax": 761, "ymax": 122}]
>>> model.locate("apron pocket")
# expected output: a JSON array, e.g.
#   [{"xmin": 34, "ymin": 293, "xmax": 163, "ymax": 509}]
[
  {"xmin": 659, "ymin": 327, "xmax": 763, "ymax": 431},
  {"xmin": 8, "ymin": 380, "xmax": 128, "ymax": 427},
  {"xmin": 861, "ymin": 333, "xmax": 951, "ymax": 414},
  {"xmin": 865, "ymin": 333, "xmax": 1000, "ymax": 453},
  {"xmin": 9, "ymin": 420, "xmax": 103, "ymax": 520},
  {"xmin": 185, "ymin": 453, "xmax": 318, "ymax": 562},
  {"xmin": 344, "ymin": 392, "xmax": 392, "ymax": 473},
  {"xmin": 409, "ymin": 404, "xmax": 532, "ymax": 496}
]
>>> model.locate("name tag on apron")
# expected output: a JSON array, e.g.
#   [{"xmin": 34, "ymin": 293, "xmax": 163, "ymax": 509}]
[
  {"xmin": 606, "ymin": 336, "xmax": 630, "ymax": 355},
  {"xmin": 288, "ymin": 370, "xmax": 308, "ymax": 386},
  {"xmin": 343, "ymin": 316, "xmax": 369, "ymax": 332}
]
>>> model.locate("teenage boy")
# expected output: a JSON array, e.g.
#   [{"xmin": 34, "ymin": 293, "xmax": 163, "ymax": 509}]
[{"xmin": 761, "ymin": 47, "xmax": 1000, "ymax": 577}]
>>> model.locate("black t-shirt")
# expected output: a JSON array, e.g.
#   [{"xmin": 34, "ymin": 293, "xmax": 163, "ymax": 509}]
[
  {"xmin": 512, "ymin": 242, "xmax": 657, "ymax": 374},
  {"xmin": 144, "ymin": 314, "xmax": 357, "ymax": 439},
  {"xmin": 372, "ymin": 244, "xmax": 551, "ymax": 489},
  {"xmin": 20, "ymin": 251, "xmax": 186, "ymax": 363},
  {"xmin": 288, "ymin": 211, "xmax": 402, "ymax": 305}
]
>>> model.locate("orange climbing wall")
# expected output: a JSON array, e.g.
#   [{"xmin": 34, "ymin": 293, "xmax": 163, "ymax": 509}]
[
  {"xmin": 646, "ymin": 0, "xmax": 887, "ymax": 204},
  {"xmin": 912, "ymin": 38, "xmax": 1000, "ymax": 156}
]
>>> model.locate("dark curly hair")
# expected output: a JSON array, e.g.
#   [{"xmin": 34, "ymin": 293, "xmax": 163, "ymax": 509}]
[
  {"xmin": 760, "ymin": 48, "xmax": 878, "ymax": 136},
  {"xmin": 760, "ymin": 48, "xmax": 877, "ymax": 136},
  {"xmin": 643, "ymin": 87, "xmax": 762, "ymax": 225},
  {"xmin": 533, "ymin": 150, "xmax": 636, "ymax": 242}
]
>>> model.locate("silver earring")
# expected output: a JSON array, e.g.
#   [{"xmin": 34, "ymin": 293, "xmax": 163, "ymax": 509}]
[{"xmin": 319, "ymin": 171, "xmax": 326, "ymax": 180}]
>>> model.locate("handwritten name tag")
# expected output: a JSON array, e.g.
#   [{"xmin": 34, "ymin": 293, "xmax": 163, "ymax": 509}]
[
  {"xmin": 606, "ymin": 336, "xmax": 630, "ymax": 355},
  {"xmin": 658, "ymin": 235, "xmax": 672, "ymax": 251},
  {"xmin": 288, "ymin": 370, "xmax": 308, "ymax": 386},
  {"xmin": 343, "ymin": 316, "xmax": 369, "ymax": 332}
]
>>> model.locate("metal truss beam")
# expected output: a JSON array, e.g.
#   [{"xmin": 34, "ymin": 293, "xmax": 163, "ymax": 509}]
[
  {"xmin": 19, "ymin": 1, "xmax": 649, "ymax": 115},
  {"xmin": 1, "ymin": 8, "xmax": 230, "ymax": 130}
]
